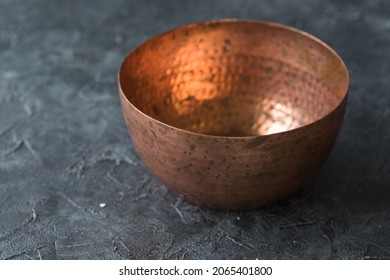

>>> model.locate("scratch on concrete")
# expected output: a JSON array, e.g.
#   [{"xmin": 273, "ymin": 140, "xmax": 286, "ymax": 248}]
[{"xmin": 171, "ymin": 204, "xmax": 187, "ymax": 224}]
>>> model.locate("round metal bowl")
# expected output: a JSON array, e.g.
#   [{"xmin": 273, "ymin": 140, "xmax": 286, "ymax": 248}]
[{"xmin": 118, "ymin": 19, "xmax": 349, "ymax": 210}]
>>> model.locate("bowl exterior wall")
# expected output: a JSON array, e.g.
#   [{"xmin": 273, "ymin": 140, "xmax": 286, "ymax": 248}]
[{"xmin": 120, "ymin": 92, "xmax": 347, "ymax": 210}]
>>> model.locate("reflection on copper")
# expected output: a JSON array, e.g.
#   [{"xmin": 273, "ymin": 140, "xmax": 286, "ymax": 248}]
[{"xmin": 119, "ymin": 19, "xmax": 349, "ymax": 210}]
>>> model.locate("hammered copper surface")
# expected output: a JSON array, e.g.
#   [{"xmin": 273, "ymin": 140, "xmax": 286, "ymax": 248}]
[{"xmin": 119, "ymin": 19, "xmax": 349, "ymax": 210}]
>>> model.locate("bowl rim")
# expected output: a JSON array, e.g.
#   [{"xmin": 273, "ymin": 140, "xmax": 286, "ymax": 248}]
[{"xmin": 118, "ymin": 18, "xmax": 350, "ymax": 139}]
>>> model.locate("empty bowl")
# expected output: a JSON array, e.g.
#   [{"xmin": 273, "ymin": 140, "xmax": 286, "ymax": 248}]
[{"xmin": 118, "ymin": 19, "xmax": 349, "ymax": 210}]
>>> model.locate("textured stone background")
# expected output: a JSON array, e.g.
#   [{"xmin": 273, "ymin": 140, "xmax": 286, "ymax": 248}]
[{"xmin": 0, "ymin": 0, "xmax": 389, "ymax": 260}]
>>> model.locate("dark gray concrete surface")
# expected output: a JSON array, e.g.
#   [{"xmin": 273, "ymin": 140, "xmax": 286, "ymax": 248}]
[{"xmin": 0, "ymin": 0, "xmax": 389, "ymax": 260}]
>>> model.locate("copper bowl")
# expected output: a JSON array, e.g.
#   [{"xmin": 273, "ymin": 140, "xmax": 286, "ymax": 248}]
[{"xmin": 118, "ymin": 19, "xmax": 349, "ymax": 210}]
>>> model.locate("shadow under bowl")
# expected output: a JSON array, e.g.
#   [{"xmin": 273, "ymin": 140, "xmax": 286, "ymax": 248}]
[{"xmin": 118, "ymin": 19, "xmax": 349, "ymax": 210}]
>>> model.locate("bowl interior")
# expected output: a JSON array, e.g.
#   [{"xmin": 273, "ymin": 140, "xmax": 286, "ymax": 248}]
[{"xmin": 120, "ymin": 20, "xmax": 348, "ymax": 137}]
